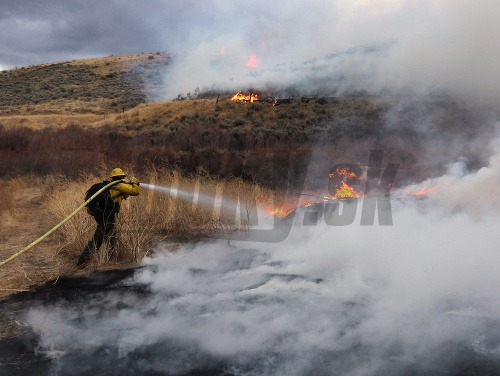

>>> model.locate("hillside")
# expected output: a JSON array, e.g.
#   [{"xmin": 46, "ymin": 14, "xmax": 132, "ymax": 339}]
[
  {"xmin": 0, "ymin": 52, "xmax": 171, "ymax": 117},
  {"xmin": 0, "ymin": 52, "xmax": 496, "ymax": 300},
  {"xmin": 0, "ymin": 52, "xmax": 494, "ymax": 188}
]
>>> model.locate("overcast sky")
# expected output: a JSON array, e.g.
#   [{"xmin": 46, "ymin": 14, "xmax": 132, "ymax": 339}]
[
  {"xmin": 0, "ymin": 0, "xmax": 468, "ymax": 69},
  {"xmin": 0, "ymin": 0, "xmax": 336, "ymax": 69},
  {"xmin": 1, "ymin": 0, "xmax": 499, "ymax": 100},
  {"xmin": 0, "ymin": 0, "xmax": 201, "ymax": 69}
]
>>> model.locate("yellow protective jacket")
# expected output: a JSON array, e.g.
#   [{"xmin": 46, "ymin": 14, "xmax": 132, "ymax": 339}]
[{"xmin": 109, "ymin": 178, "xmax": 140, "ymax": 204}]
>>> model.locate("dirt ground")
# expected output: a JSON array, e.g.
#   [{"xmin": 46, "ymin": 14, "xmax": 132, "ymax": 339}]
[
  {"xmin": 0, "ymin": 178, "xmax": 135, "ymax": 302},
  {"xmin": 0, "ymin": 181, "xmax": 76, "ymax": 300},
  {"xmin": 0, "ymin": 172, "xmax": 263, "ymax": 301}
]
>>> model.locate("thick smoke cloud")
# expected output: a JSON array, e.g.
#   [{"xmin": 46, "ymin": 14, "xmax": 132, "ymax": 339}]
[
  {"xmin": 26, "ymin": 137, "xmax": 500, "ymax": 375},
  {"xmin": 12, "ymin": 2, "xmax": 500, "ymax": 374},
  {"xmin": 2, "ymin": 1, "xmax": 499, "ymax": 102},
  {"xmin": 399, "ymin": 126, "xmax": 500, "ymax": 215},
  {"xmin": 377, "ymin": 0, "xmax": 500, "ymax": 100},
  {"xmin": 26, "ymin": 217, "xmax": 500, "ymax": 374},
  {"xmin": 162, "ymin": 0, "xmax": 500, "ymax": 100}
]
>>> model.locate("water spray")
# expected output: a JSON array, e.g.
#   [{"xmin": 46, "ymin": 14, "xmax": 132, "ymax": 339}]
[
  {"xmin": 0, "ymin": 180, "xmax": 271, "ymax": 268},
  {"xmin": 141, "ymin": 183, "xmax": 195, "ymax": 202},
  {"xmin": 140, "ymin": 183, "xmax": 271, "ymax": 227},
  {"xmin": 141, "ymin": 183, "xmax": 255, "ymax": 222}
]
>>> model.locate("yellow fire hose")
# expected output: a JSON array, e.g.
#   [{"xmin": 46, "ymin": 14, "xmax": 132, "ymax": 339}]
[{"xmin": 0, "ymin": 180, "xmax": 123, "ymax": 268}]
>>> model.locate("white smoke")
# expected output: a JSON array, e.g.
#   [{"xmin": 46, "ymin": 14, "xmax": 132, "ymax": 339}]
[
  {"xmin": 399, "ymin": 133, "xmax": 500, "ymax": 215},
  {"xmin": 26, "ymin": 138, "xmax": 500, "ymax": 375},
  {"xmin": 21, "ymin": 2, "xmax": 500, "ymax": 373},
  {"xmin": 162, "ymin": 0, "xmax": 500, "ymax": 100}
]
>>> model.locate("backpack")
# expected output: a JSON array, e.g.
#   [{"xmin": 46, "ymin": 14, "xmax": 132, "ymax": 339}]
[{"xmin": 84, "ymin": 181, "xmax": 119, "ymax": 216}]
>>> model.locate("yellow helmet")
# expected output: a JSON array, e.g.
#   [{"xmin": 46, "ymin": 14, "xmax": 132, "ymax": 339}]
[{"xmin": 110, "ymin": 167, "xmax": 126, "ymax": 178}]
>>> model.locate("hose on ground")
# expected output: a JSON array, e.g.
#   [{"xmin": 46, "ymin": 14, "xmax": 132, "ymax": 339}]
[{"xmin": 0, "ymin": 179, "xmax": 123, "ymax": 268}]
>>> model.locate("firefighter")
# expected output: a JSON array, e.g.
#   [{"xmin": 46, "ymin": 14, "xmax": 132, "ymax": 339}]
[{"xmin": 77, "ymin": 168, "xmax": 140, "ymax": 268}]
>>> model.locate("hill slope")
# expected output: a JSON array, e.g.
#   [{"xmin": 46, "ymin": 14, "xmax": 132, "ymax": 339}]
[
  {"xmin": 0, "ymin": 52, "xmax": 497, "ymax": 301},
  {"xmin": 0, "ymin": 52, "xmax": 494, "ymax": 188},
  {"xmin": 0, "ymin": 52, "xmax": 171, "ymax": 116}
]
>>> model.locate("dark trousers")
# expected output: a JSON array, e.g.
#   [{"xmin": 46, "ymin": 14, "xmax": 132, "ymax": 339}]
[{"xmin": 77, "ymin": 212, "xmax": 116, "ymax": 266}]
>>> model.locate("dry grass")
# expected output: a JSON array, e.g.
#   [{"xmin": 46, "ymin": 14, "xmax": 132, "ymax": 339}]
[
  {"xmin": 0, "ymin": 168, "xmax": 275, "ymax": 299},
  {"xmin": 0, "ymin": 52, "xmax": 171, "ymax": 118},
  {"xmin": 70, "ymin": 52, "xmax": 171, "ymax": 75},
  {"xmin": 100, "ymin": 100, "xmax": 219, "ymax": 128},
  {"xmin": 43, "ymin": 168, "xmax": 274, "ymax": 266},
  {"xmin": 0, "ymin": 179, "xmax": 17, "ymax": 235},
  {"xmin": 87, "ymin": 96, "xmax": 387, "ymax": 157},
  {"xmin": 0, "ymin": 176, "xmax": 65, "ymax": 300},
  {"xmin": 0, "ymin": 113, "xmax": 105, "ymax": 129}
]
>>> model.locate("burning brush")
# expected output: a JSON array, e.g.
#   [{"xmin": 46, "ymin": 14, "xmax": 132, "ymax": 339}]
[
  {"xmin": 266, "ymin": 167, "xmax": 364, "ymax": 218},
  {"xmin": 329, "ymin": 167, "xmax": 363, "ymax": 199},
  {"xmin": 230, "ymin": 92, "xmax": 259, "ymax": 102}
]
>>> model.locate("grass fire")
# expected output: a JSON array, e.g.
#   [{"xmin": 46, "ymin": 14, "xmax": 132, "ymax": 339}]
[
  {"xmin": 1, "ymin": 1, "xmax": 500, "ymax": 372},
  {"xmin": 230, "ymin": 91, "xmax": 259, "ymax": 102}
]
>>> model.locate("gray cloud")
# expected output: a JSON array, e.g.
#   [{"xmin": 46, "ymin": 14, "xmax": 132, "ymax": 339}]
[
  {"xmin": 0, "ymin": 0, "xmax": 200, "ymax": 67},
  {"xmin": 156, "ymin": 0, "xmax": 500, "ymax": 101},
  {"xmin": 2, "ymin": 0, "xmax": 499, "ymax": 103}
]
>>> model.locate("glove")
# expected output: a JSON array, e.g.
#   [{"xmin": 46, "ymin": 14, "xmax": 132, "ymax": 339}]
[{"xmin": 128, "ymin": 176, "xmax": 140, "ymax": 186}]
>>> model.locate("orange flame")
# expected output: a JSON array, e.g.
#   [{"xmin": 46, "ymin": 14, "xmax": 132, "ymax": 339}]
[
  {"xmin": 265, "ymin": 167, "xmax": 363, "ymax": 217},
  {"xmin": 329, "ymin": 167, "xmax": 362, "ymax": 181},
  {"xmin": 330, "ymin": 167, "xmax": 362, "ymax": 199},
  {"xmin": 267, "ymin": 206, "xmax": 285, "ymax": 218},
  {"xmin": 402, "ymin": 186, "xmax": 438, "ymax": 198},
  {"xmin": 334, "ymin": 181, "xmax": 359, "ymax": 199},
  {"xmin": 413, "ymin": 187, "xmax": 437, "ymax": 197},
  {"xmin": 246, "ymin": 54, "xmax": 257, "ymax": 68},
  {"xmin": 230, "ymin": 92, "xmax": 259, "ymax": 102}
]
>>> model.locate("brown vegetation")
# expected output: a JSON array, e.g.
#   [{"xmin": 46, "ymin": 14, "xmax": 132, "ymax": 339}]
[
  {"xmin": 0, "ymin": 52, "xmax": 171, "ymax": 115},
  {"xmin": 0, "ymin": 121, "xmax": 393, "ymax": 191},
  {"xmin": 0, "ymin": 52, "xmax": 491, "ymax": 300},
  {"xmin": 0, "ymin": 168, "xmax": 273, "ymax": 299},
  {"xmin": 0, "ymin": 113, "xmax": 104, "ymax": 129}
]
